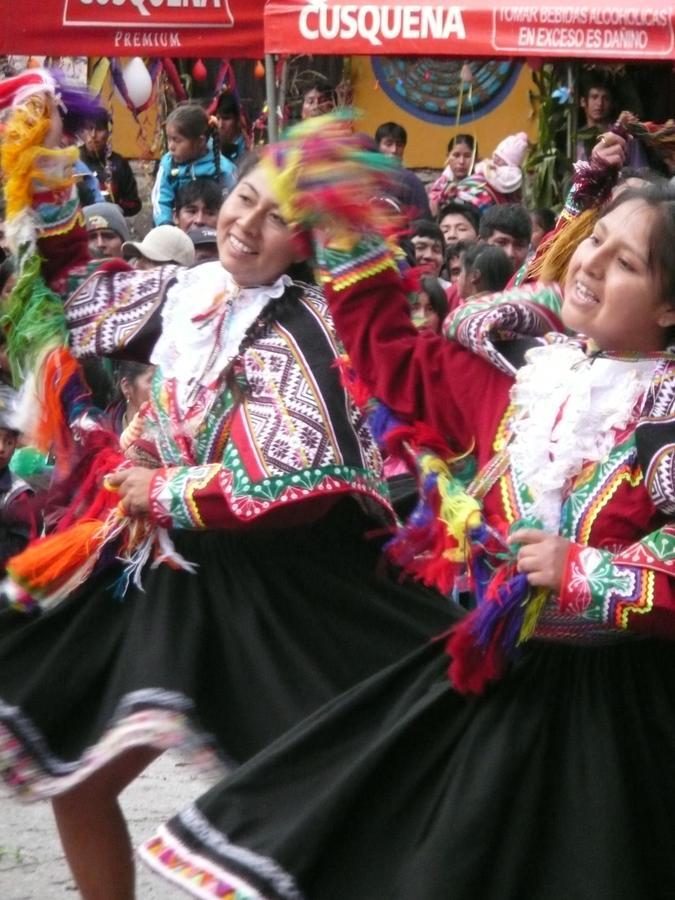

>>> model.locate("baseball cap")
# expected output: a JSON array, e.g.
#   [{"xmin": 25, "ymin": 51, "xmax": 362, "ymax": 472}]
[
  {"xmin": 122, "ymin": 225, "xmax": 195, "ymax": 267},
  {"xmin": 187, "ymin": 226, "xmax": 218, "ymax": 248},
  {"xmin": 83, "ymin": 202, "xmax": 130, "ymax": 242}
]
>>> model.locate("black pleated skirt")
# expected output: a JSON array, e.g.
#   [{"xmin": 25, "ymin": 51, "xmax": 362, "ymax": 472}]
[
  {"xmin": 140, "ymin": 636, "xmax": 675, "ymax": 900},
  {"xmin": 0, "ymin": 501, "xmax": 457, "ymax": 799}
]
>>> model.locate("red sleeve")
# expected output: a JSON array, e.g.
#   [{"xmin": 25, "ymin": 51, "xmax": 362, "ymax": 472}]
[{"xmin": 325, "ymin": 266, "xmax": 513, "ymax": 461}]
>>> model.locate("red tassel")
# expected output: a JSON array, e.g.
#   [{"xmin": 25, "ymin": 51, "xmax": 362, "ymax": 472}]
[{"xmin": 446, "ymin": 618, "xmax": 507, "ymax": 695}]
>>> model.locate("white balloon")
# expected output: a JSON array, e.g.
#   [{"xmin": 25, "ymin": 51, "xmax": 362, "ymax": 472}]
[{"xmin": 120, "ymin": 57, "xmax": 152, "ymax": 111}]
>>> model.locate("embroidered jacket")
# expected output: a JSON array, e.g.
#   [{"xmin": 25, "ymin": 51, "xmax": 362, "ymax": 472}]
[
  {"xmin": 317, "ymin": 238, "xmax": 675, "ymax": 644},
  {"xmin": 62, "ymin": 261, "xmax": 390, "ymax": 531}
]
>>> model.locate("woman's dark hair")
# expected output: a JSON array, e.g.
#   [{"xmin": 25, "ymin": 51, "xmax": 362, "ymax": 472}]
[
  {"xmin": 462, "ymin": 243, "xmax": 512, "ymax": 293},
  {"xmin": 110, "ymin": 361, "xmax": 154, "ymax": 406},
  {"xmin": 617, "ymin": 166, "xmax": 669, "ymax": 189},
  {"xmin": 419, "ymin": 275, "xmax": 449, "ymax": 320},
  {"xmin": 602, "ymin": 183, "xmax": 675, "ymax": 308},
  {"xmin": 167, "ymin": 103, "xmax": 223, "ymax": 184},
  {"xmin": 447, "ymin": 133, "xmax": 477, "ymax": 155}
]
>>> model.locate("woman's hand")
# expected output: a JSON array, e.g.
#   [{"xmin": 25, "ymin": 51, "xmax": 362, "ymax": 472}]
[
  {"xmin": 509, "ymin": 529, "xmax": 571, "ymax": 593},
  {"xmin": 590, "ymin": 131, "xmax": 628, "ymax": 169},
  {"xmin": 106, "ymin": 467, "xmax": 155, "ymax": 516}
]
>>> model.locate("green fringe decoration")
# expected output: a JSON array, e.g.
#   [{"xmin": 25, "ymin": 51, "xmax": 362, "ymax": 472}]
[{"xmin": 0, "ymin": 252, "xmax": 69, "ymax": 385}]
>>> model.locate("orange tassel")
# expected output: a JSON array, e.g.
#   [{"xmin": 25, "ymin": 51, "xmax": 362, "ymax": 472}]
[
  {"xmin": 34, "ymin": 346, "xmax": 82, "ymax": 456},
  {"xmin": 7, "ymin": 518, "xmax": 107, "ymax": 595}
]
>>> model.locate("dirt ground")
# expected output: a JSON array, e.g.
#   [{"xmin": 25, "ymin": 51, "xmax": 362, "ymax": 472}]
[{"xmin": 0, "ymin": 753, "xmax": 217, "ymax": 899}]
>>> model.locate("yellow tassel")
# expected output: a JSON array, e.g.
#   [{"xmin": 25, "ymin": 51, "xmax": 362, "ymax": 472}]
[
  {"xmin": 519, "ymin": 587, "xmax": 549, "ymax": 642},
  {"xmin": 528, "ymin": 208, "xmax": 597, "ymax": 285},
  {"xmin": 1, "ymin": 95, "xmax": 78, "ymax": 222}
]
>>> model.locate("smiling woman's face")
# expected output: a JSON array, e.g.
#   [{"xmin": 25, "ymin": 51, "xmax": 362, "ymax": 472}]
[
  {"xmin": 216, "ymin": 165, "xmax": 298, "ymax": 288},
  {"xmin": 563, "ymin": 198, "xmax": 675, "ymax": 352}
]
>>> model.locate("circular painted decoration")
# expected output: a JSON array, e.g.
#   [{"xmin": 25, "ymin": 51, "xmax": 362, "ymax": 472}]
[{"xmin": 371, "ymin": 57, "xmax": 521, "ymax": 125}]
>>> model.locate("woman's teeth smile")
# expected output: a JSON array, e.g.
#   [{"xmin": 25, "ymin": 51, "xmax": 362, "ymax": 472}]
[
  {"xmin": 229, "ymin": 234, "xmax": 256, "ymax": 255},
  {"xmin": 575, "ymin": 281, "xmax": 599, "ymax": 304}
]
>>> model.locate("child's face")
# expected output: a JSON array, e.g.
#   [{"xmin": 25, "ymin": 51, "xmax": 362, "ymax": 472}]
[
  {"xmin": 0, "ymin": 428, "xmax": 17, "ymax": 470},
  {"xmin": 167, "ymin": 123, "xmax": 206, "ymax": 165},
  {"xmin": 410, "ymin": 291, "xmax": 441, "ymax": 335}
]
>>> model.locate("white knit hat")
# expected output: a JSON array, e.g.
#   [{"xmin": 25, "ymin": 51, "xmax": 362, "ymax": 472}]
[
  {"xmin": 493, "ymin": 132, "xmax": 529, "ymax": 168},
  {"xmin": 123, "ymin": 225, "xmax": 195, "ymax": 267}
]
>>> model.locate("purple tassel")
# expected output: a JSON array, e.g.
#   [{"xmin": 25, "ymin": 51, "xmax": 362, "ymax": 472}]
[
  {"xmin": 470, "ymin": 571, "xmax": 530, "ymax": 657},
  {"xmin": 368, "ymin": 401, "xmax": 402, "ymax": 448},
  {"xmin": 51, "ymin": 68, "xmax": 104, "ymax": 134}
]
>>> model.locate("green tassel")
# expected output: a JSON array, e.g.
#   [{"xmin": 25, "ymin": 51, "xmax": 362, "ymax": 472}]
[{"xmin": 0, "ymin": 252, "xmax": 68, "ymax": 385}]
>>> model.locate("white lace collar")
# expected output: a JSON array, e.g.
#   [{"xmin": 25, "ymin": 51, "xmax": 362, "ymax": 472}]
[
  {"xmin": 151, "ymin": 262, "xmax": 291, "ymax": 408},
  {"xmin": 508, "ymin": 342, "xmax": 658, "ymax": 531}
]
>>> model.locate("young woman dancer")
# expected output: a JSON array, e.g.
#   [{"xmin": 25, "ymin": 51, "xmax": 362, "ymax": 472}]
[
  {"xmin": 140, "ymin": 142, "xmax": 675, "ymax": 900},
  {"xmin": 0, "ymin": 78, "xmax": 455, "ymax": 899}
]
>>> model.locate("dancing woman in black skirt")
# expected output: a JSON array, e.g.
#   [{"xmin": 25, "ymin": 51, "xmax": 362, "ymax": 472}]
[
  {"xmin": 140, "ymin": 147, "xmax": 675, "ymax": 897},
  {"xmin": 0, "ymin": 77, "xmax": 455, "ymax": 898}
]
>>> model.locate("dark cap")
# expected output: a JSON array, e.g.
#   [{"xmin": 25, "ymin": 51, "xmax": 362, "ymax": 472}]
[{"xmin": 187, "ymin": 226, "xmax": 218, "ymax": 247}]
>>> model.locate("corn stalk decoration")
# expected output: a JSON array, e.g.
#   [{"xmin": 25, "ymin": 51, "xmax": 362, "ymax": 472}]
[{"xmin": 524, "ymin": 63, "xmax": 575, "ymax": 211}]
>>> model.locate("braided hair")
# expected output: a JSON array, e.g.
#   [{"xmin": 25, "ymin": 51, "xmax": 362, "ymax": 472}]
[{"xmin": 166, "ymin": 103, "xmax": 223, "ymax": 185}]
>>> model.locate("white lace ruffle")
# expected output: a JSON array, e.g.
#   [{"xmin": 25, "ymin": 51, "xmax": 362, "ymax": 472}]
[
  {"xmin": 508, "ymin": 343, "xmax": 657, "ymax": 531},
  {"xmin": 151, "ymin": 262, "xmax": 291, "ymax": 411}
]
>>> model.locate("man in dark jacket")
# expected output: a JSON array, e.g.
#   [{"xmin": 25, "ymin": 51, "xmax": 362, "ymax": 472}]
[{"xmin": 80, "ymin": 111, "xmax": 142, "ymax": 217}]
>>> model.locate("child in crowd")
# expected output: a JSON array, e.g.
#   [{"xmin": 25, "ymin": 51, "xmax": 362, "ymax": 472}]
[
  {"xmin": 410, "ymin": 274, "xmax": 449, "ymax": 335},
  {"xmin": 151, "ymin": 104, "xmax": 236, "ymax": 226}
]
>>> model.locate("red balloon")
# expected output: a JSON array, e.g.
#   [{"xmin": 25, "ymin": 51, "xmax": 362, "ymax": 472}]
[{"xmin": 192, "ymin": 59, "xmax": 207, "ymax": 82}]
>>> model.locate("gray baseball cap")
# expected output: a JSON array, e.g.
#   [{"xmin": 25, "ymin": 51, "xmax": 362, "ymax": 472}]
[{"xmin": 83, "ymin": 203, "xmax": 130, "ymax": 242}]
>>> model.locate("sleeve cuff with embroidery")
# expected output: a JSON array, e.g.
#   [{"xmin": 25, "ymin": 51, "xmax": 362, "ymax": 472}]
[
  {"xmin": 559, "ymin": 538, "xmax": 675, "ymax": 638},
  {"xmin": 149, "ymin": 465, "xmax": 230, "ymax": 530}
]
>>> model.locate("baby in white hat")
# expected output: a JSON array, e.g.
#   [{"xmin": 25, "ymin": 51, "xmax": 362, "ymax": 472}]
[{"xmin": 474, "ymin": 131, "xmax": 529, "ymax": 196}]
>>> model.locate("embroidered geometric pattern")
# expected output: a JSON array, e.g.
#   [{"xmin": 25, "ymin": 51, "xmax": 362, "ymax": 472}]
[
  {"xmin": 315, "ymin": 238, "xmax": 398, "ymax": 292},
  {"xmin": 243, "ymin": 340, "xmax": 336, "ymax": 473},
  {"xmin": 65, "ymin": 264, "xmax": 180, "ymax": 358},
  {"xmin": 638, "ymin": 363, "xmax": 675, "ymax": 515},
  {"xmin": 140, "ymin": 808, "xmax": 304, "ymax": 900},
  {"xmin": 447, "ymin": 283, "xmax": 566, "ymax": 375},
  {"xmin": 560, "ymin": 545, "xmax": 655, "ymax": 630},
  {"xmin": 0, "ymin": 690, "xmax": 220, "ymax": 799},
  {"xmin": 561, "ymin": 440, "xmax": 642, "ymax": 545}
]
